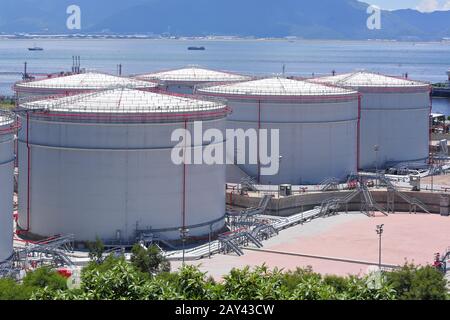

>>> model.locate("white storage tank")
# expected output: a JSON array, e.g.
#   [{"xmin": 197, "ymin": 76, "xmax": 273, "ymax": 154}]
[
  {"xmin": 14, "ymin": 72, "xmax": 157, "ymax": 101},
  {"xmin": 17, "ymin": 88, "xmax": 228, "ymax": 242},
  {"xmin": 135, "ymin": 66, "xmax": 252, "ymax": 95},
  {"xmin": 314, "ymin": 71, "xmax": 431, "ymax": 169},
  {"xmin": 197, "ymin": 77, "xmax": 359, "ymax": 185},
  {"xmin": 0, "ymin": 111, "xmax": 18, "ymax": 261}
]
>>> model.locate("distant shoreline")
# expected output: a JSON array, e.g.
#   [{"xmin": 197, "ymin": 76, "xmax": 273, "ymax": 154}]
[{"xmin": 1, "ymin": 35, "xmax": 450, "ymax": 44}]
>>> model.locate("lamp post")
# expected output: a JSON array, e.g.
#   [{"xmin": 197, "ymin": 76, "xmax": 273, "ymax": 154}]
[
  {"xmin": 179, "ymin": 227, "xmax": 190, "ymax": 267},
  {"xmin": 208, "ymin": 225, "xmax": 212, "ymax": 259},
  {"xmin": 374, "ymin": 145, "xmax": 380, "ymax": 188},
  {"xmin": 376, "ymin": 224, "xmax": 384, "ymax": 270}
]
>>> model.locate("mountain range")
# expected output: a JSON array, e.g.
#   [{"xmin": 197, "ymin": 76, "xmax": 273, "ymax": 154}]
[{"xmin": 0, "ymin": 0, "xmax": 449, "ymax": 40}]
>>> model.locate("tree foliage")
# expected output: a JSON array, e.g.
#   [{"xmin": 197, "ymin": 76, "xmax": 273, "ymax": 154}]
[
  {"xmin": 130, "ymin": 244, "xmax": 171, "ymax": 276},
  {"xmin": 385, "ymin": 263, "xmax": 448, "ymax": 300},
  {"xmin": 2, "ymin": 260, "xmax": 445, "ymax": 301},
  {"xmin": 86, "ymin": 237, "xmax": 105, "ymax": 264}
]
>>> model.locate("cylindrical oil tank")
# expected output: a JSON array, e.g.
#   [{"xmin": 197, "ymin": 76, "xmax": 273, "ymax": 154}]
[
  {"xmin": 0, "ymin": 111, "xmax": 18, "ymax": 261},
  {"xmin": 197, "ymin": 77, "xmax": 359, "ymax": 185},
  {"xmin": 17, "ymin": 88, "xmax": 228, "ymax": 242},
  {"xmin": 135, "ymin": 66, "xmax": 251, "ymax": 95},
  {"xmin": 14, "ymin": 72, "xmax": 157, "ymax": 101},
  {"xmin": 314, "ymin": 72, "xmax": 430, "ymax": 169}
]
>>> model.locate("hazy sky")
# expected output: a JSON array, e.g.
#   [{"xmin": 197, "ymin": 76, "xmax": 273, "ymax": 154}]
[{"xmin": 366, "ymin": 0, "xmax": 450, "ymax": 11}]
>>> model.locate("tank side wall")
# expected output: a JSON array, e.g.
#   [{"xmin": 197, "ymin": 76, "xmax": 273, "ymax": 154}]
[
  {"xmin": 359, "ymin": 91, "xmax": 430, "ymax": 168},
  {"xmin": 18, "ymin": 117, "xmax": 226, "ymax": 241},
  {"xmin": 0, "ymin": 135, "xmax": 14, "ymax": 261},
  {"xmin": 225, "ymin": 99, "xmax": 358, "ymax": 184}
]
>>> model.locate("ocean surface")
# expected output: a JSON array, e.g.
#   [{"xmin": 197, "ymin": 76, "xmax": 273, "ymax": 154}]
[{"xmin": 0, "ymin": 39, "xmax": 449, "ymax": 112}]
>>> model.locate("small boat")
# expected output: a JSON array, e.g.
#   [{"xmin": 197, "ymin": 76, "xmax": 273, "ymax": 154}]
[
  {"xmin": 188, "ymin": 46, "xmax": 206, "ymax": 51},
  {"xmin": 28, "ymin": 46, "xmax": 44, "ymax": 51}
]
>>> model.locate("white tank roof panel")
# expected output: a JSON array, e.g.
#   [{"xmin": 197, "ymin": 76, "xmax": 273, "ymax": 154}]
[
  {"xmin": 15, "ymin": 72, "xmax": 157, "ymax": 91},
  {"xmin": 314, "ymin": 71, "xmax": 429, "ymax": 88},
  {"xmin": 21, "ymin": 88, "xmax": 225, "ymax": 114},
  {"xmin": 137, "ymin": 67, "xmax": 251, "ymax": 83},
  {"xmin": 198, "ymin": 77, "xmax": 357, "ymax": 97}
]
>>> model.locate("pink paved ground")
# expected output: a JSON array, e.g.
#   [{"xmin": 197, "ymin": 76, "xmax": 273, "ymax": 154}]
[
  {"xmin": 173, "ymin": 214, "xmax": 450, "ymax": 278},
  {"xmin": 422, "ymin": 175, "xmax": 450, "ymax": 187}
]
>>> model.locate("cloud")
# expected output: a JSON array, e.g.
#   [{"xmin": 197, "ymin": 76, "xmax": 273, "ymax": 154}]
[
  {"xmin": 416, "ymin": 0, "xmax": 450, "ymax": 12},
  {"xmin": 443, "ymin": 0, "xmax": 450, "ymax": 9},
  {"xmin": 417, "ymin": 0, "xmax": 440, "ymax": 12}
]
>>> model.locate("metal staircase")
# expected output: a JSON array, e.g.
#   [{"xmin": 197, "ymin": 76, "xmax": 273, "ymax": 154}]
[
  {"xmin": 360, "ymin": 182, "xmax": 387, "ymax": 217},
  {"xmin": 251, "ymin": 223, "xmax": 278, "ymax": 241},
  {"xmin": 319, "ymin": 177, "xmax": 340, "ymax": 192},
  {"xmin": 14, "ymin": 234, "xmax": 75, "ymax": 268},
  {"xmin": 318, "ymin": 179, "xmax": 387, "ymax": 217},
  {"xmin": 218, "ymin": 230, "xmax": 263, "ymax": 256},
  {"xmin": 228, "ymin": 195, "xmax": 273, "ymax": 229},
  {"xmin": 379, "ymin": 175, "xmax": 430, "ymax": 214}
]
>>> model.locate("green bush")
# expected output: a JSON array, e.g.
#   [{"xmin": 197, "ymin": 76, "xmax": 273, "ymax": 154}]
[
  {"xmin": 22, "ymin": 267, "xmax": 67, "ymax": 291},
  {"xmin": 386, "ymin": 263, "xmax": 448, "ymax": 300},
  {"xmin": 222, "ymin": 265, "xmax": 288, "ymax": 300},
  {"xmin": 0, "ymin": 278, "xmax": 35, "ymax": 300},
  {"xmin": 282, "ymin": 266, "xmax": 321, "ymax": 291},
  {"xmin": 130, "ymin": 244, "xmax": 171, "ymax": 276},
  {"xmin": 86, "ymin": 237, "xmax": 105, "ymax": 263},
  {"xmin": 27, "ymin": 262, "xmax": 448, "ymax": 301},
  {"xmin": 290, "ymin": 277, "xmax": 340, "ymax": 300}
]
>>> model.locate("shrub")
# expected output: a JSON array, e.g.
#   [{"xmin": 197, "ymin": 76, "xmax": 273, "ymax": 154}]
[
  {"xmin": 0, "ymin": 278, "xmax": 35, "ymax": 300},
  {"xmin": 86, "ymin": 237, "xmax": 105, "ymax": 263},
  {"xmin": 22, "ymin": 267, "xmax": 67, "ymax": 291},
  {"xmin": 222, "ymin": 265, "xmax": 287, "ymax": 300},
  {"xmin": 386, "ymin": 263, "xmax": 448, "ymax": 300},
  {"xmin": 130, "ymin": 244, "xmax": 171, "ymax": 276}
]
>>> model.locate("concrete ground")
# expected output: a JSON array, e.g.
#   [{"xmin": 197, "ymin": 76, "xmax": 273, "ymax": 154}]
[
  {"xmin": 422, "ymin": 174, "xmax": 450, "ymax": 188},
  {"xmin": 172, "ymin": 213, "xmax": 450, "ymax": 279}
]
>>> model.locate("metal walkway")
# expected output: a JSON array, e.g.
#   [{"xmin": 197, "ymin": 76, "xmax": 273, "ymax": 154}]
[
  {"xmin": 319, "ymin": 177, "xmax": 340, "ymax": 192},
  {"xmin": 379, "ymin": 175, "xmax": 430, "ymax": 214},
  {"xmin": 164, "ymin": 208, "xmax": 323, "ymax": 261},
  {"xmin": 14, "ymin": 234, "xmax": 75, "ymax": 268}
]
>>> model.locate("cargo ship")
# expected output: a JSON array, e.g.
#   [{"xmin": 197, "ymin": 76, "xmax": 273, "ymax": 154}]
[
  {"xmin": 432, "ymin": 69, "xmax": 450, "ymax": 97},
  {"xmin": 28, "ymin": 45, "xmax": 44, "ymax": 51},
  {"xmin": 188, "ymin": 46, "xmax": 206, "ymax": 51}
]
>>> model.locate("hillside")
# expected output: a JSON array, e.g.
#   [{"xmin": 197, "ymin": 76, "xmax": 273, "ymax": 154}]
[{"xmin": 0, "ymin": 0, "xmax": 449, "ymax": 40}]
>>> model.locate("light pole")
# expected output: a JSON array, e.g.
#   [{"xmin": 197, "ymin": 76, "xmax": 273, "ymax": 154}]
[
  {"xmin": 208, "ymin": 225, "xmax": 212, "ymax": 259},
  {"xmin": 374, "ymin": 145, "xmax": 380, "ymax": 188},
  {"xmin": 376, "ymin": 224, "xmax": 384, "ymax": 270},
  {"xmin": 179, "ymin": 227, "xmax": 189, "ymax": 267}
]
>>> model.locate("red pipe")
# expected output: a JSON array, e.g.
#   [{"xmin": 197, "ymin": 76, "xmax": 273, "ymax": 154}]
[
  {"xmin": 182, "ymin": 120, "xmax": 187, "ymax": 229},
  {"xmin": 357, "ymin": 95, "xmax": 362, "ymax": 171},
  {"xmin": 429, "ymin": 88, "xmax": 433, "ymax": 164},
  {"xmin": 257, "ymin": 100, "xmax": 261, "ymax": 184},
  {"xmin": 25, "ymin": 112, "xmax": 31, "ymax": 232}
]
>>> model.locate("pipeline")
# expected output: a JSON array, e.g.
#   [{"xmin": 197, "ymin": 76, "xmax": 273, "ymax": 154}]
[
  {"xmin": 22, "ymin": 112, "xmax": 31, "ymax": 233},
  {"xmin": 357, "ymin": 94, "xmax": 362, "ymax": 170},
  {"xmin": 257, "ymin": 100, "xmax": 261, "ymax": 184},
  {"xmin": 428, "ymin": 88, "xmax": 433, "ymax": 165},
  {"xmin": 182, "ymin": 119, "xmax": 187, "ymax": 231}
]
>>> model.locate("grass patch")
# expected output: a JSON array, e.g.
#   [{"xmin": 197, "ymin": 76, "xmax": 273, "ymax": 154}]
[{"xmin": 0, "ymin": 101, "xmax": 15, "ymax": 110}]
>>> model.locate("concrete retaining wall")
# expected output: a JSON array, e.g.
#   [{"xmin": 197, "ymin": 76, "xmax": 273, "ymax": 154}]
[{"xmin": 227, "ymin": 189, "xmax": 447, "ymax": 216}]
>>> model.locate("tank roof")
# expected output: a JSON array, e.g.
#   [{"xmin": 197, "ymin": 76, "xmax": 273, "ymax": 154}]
[
  {"xmin": 136, "ymin": 66, "xmax": 251, "ymax": 83},
  {"xmin": 197, "ymin": 77, "xmax": 357, "ymax": 98},
  {"xmin": 15, "ymin": 72, "xmax": 157, "ymax": 91},
  {"xmin": 20, "ymin": 88, "xmax": 225, "ymax": 115},
  {"xmin": 313, "ymin": 71, "xmax": 429, "ymax": 88}
]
